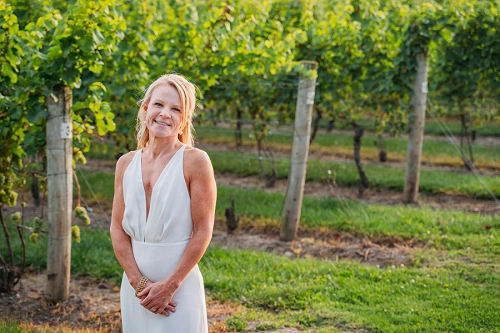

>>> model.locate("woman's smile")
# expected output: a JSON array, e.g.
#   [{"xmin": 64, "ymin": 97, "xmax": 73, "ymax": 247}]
[{"xmin": 154, "ymin": 120, "xmax": 171, "ymax": 127}]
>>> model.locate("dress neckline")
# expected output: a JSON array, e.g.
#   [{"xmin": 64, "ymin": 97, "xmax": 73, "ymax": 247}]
[{"xmin": 139, "ymin": 145, "xmax": 185, "ymax": 223}]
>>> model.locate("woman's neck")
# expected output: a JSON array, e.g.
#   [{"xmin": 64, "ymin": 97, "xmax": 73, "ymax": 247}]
[{"xmin": 145, "ymin": 136, "xmax": 181, "ymax": 157}]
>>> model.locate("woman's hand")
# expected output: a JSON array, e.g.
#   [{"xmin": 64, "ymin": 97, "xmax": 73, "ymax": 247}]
[{"xmin": 137, "ymin": 280, "xmax": 179, "ymax": 316}]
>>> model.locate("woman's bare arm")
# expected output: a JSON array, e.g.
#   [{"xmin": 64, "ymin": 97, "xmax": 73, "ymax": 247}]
[{"xmin": 109, "ymin": 152, "xmax": 143, "ymax": 288}]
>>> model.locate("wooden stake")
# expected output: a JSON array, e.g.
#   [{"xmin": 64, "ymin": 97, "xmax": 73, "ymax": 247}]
[
  {"xmin": 281, "ymin": 61, "xmax": 318, "ymax": 241},
  {"xmin": 46, "ymin": 86, "xmax": 72, "ymax": 302},
  {"xmin": 403, "ymin": 52, "xmax": 428, "ymax": 203}
]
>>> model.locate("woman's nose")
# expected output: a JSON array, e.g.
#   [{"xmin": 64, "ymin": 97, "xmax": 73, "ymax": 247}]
[{"xmin": 159, "ymin": 110, "xmax": 171, "ymax": 118}]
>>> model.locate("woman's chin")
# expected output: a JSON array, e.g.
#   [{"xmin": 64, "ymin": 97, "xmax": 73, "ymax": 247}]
[{"xmin": 149, "ymin": 129, "xmax": 178, "ymax": 139}]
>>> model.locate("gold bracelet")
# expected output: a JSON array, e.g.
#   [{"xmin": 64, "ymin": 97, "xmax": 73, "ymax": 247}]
[{"xmin": 135, "ymin": 276, "xmax": 149, "ymax": 298}]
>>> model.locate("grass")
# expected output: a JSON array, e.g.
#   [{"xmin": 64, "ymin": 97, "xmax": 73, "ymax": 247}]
[
  {"xmin": 207, "ymin": 150, "xmax": 500, "ymax": 199},
  {"xmin": 0, "ymin": 320, "xmax": 90, "ymax": 333},
  {"xmin": 195, "ymin": 125, "xmax": 500, "ymax": 168},
  {"xmin": 203, "ymin": 247, "xmax": 500, "ymax": 332},
  {"xmin": 215, "ymin": 187, "xmax": 499, "ymax": 238},
  {"xmin": 74, "ymin": 167, "xmax": 500, "ymax": 236},
  {"xmin": 2, "ymin": 177, "xmax": 499, "ymax": 332},
  {"xmin": 327, "ymin": 118, "xmax": 500, "ymax": 138},
  {"xmin": 196, "ymin": 125, "xmax": 500, "ymax": 161},
  {"xmin": 424, "ymin": 120, "xmax": 500, "ymax": 138},
  {"xmin": 78, "ymin": 148, "xmax": 500, "ymax": 201},
  {"xmin": 1, "ymin": 219, "xmax": 499, "ymax": 332}
]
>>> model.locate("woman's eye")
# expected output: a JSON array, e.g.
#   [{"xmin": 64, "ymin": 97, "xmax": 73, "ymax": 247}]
[
  {"xmin": 155, "ymin": 103, "xmax": 163, "ymax": 107},
  {"xmin": 173, "ymin": 108, "xmax": 181, "ymax": 112}
]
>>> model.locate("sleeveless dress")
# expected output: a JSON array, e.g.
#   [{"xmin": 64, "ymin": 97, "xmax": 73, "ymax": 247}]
[{"xmin": 120, "ymin": 145, "xmax": 208, "ymax": 333}]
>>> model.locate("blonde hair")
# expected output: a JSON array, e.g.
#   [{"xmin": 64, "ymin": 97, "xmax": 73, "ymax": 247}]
[{"xmin": 136, "ymin": 74, "xmax": 197, "ymax": 148}]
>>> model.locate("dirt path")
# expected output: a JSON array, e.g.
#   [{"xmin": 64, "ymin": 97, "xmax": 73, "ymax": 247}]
[{"xmin": 0, "ymin": 272, "xmax": 244, "ymax": 333}]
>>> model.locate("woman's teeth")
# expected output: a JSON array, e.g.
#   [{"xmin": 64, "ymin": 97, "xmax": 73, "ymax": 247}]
[{"xmin": 155, "ymin": 120, "xmax": 170, "ymax": 127}]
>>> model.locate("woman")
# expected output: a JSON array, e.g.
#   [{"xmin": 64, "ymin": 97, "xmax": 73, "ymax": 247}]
[{"xmin": 110, "ymin": 74, "xmax": 216, "ymax": 332}]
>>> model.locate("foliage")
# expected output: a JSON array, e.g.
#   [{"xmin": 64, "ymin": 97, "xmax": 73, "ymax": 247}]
[
  {"xmin": 2, "ymin": 0, "xmax": 499, "ymax": 294},
  {"xmin": 0, "ymin": 0, "xmax": 125, "ymax": 292}
]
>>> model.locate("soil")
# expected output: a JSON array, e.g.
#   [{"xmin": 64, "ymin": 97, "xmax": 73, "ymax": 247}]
[
  {"xmin": 0, "ymin": 272, "xmax": 242, "ymax": 333},
  {"xmin": 211, "ymin": 229, "xmax": 414, "ymax": 268}
]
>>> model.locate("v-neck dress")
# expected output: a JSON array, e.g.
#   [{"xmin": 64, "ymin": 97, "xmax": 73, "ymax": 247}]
[{"xmin": 120, "ymin": 145, "xmax": 208, "ymax": 332}]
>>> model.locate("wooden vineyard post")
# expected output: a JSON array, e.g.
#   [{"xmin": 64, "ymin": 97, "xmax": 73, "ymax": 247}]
[
  {"xmin": 46, "ymin": 86, "xmax": 73, "ymax": 302},
  {"xmin": 403, "ymin": 52, "xmax": 428, "ymax": 203},
  {"xmin": 281, "ymin": 61, "xmax": 318, "ymax": 241}
]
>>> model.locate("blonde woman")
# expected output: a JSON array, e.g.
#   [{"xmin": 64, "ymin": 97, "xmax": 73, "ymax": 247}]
[{"xmin": 110, "ymin": 74, "xmax": 216, "ymax": 332}]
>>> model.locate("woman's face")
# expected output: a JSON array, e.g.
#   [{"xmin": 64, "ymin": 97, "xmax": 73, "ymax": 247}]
[{"xmin": 143, "ymin": 84, "xmax": 183, "ymax": 139}]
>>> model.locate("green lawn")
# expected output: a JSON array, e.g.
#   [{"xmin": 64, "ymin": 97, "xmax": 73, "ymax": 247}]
[
  {"xmin": 5, "ymin": 157, "xmax": 497, "ymax": 331},
  {"xmin": 327, "ymin": 118, "xmax": 500, "ymax": 138},
  {"xmin": 2, "ymin": 176, "xmax": 499, "ymax": 332},
  {"xmin": 78, "ymin": 150, "xmax": 500, "ymax": 201},
  {"xmin": 207, "ymin": 150, "xmax": 500, "ymax": 199},
  {"xmin": 424, "ymin": 120, "xmax": 500, "ymax": 138},
  {"xmin": 195, "ymin": 126, "xmax": 500, "ymax": 164},
  {"xmin": 2, "ymin": 215, "xmax": 498, "ymax": 333},
  {"xmin": 216, "ymin": 186, "xmax": 499, "ymax": 238}
]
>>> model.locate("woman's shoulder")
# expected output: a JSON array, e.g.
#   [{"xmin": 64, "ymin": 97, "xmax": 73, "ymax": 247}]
[
  {"xmin": 115, "ymin": 150, "xmax": 140, "ymax": 175},
  {"xmin": 184, "ymin": 146, "xmax": 210, "ymax": 160},
  {"xmin": 183, "ymin": 146, "xmax": 213, "ymax": 173}
]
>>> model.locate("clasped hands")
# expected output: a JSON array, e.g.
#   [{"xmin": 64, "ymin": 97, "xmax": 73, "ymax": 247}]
[{"xmin": 137, "ymin": 280, "xmax": 177, "ymax": 316}]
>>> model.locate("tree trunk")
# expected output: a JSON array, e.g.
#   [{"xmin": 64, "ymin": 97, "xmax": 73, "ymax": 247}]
[
  {"xmin": 281, "ymin": 61, "xmax": 318, "ymax": 242},
  {"xmin": 460, "ymin": 113, "xmax": 474, "ymax": 170},
  {"xmin": 0, "ymin": 208, "xmax": 20, "ymax": 293},
  {"xmin": 352, "ymin": 122, "xmax": 370, "ymax": 197},
  {"xmin": 377, "ymin": 134, "xmax": 387, "ymax": 162},
  {"xmin": 46, "ymin": 85, "xmax": 73, "ymax": 302},
  {"xmin": 263, "ymin": 145, "xmax": 277, "ymax": 188},
  {"xmin": 326, "ymin": 118, "xmax": 335, "ymax": 133},
  {"xmin": 310, "ymin": 109, "xmax": 322, "ymax": 144},
  {"xmin": 31, "ymin": 174, "xmax": 40, "ymax": 206},
  {"xmin": 235, "ymin": 109, "xmax": 243, "ymax": 149},
  {"xmin": 403, "ymin": 52, "xmax": 428, "ymax": 203},
  {"xmin": 225, "ymin": 195, "xmax": 238, "ymax": 234}
]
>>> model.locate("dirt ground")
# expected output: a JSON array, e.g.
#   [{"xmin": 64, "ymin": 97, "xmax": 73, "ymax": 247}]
[{"xmin": 0, "ymin": 271, "xmax": 243, "ymax": 333}]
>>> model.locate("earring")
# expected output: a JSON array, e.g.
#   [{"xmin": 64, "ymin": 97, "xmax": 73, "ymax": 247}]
[{"xmin": 179, "ymin": 130, "xmax": 184, "ymax": 135}]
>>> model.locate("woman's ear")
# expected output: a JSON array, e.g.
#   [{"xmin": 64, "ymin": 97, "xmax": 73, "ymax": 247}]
[{"xmin": 143, "ymin": 104, "xmax": 148, "ymax": 111}]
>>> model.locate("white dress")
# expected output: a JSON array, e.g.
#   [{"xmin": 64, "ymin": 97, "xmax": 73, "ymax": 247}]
[{"xmin": 120, "ymin": 145, "xmax": 208, "ymax": 333}]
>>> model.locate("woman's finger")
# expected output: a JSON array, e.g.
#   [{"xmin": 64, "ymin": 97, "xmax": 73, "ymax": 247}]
[{"xmin": 137, "ymin": 285, "xmax": 151, "ymax": 298}]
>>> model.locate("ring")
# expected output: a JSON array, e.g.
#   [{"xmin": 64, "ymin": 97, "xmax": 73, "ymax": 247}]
[{"xmin": 151, "ymin": 307, "xmax": 156, "ymax": 311}]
